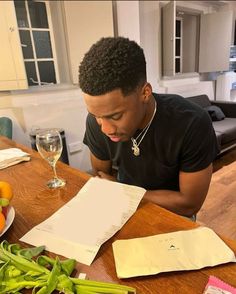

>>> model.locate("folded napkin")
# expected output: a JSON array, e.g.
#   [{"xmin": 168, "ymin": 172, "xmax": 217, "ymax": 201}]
[{"xmin": 0, "ymin": 148, "xmax": 30, "ymax": 169}]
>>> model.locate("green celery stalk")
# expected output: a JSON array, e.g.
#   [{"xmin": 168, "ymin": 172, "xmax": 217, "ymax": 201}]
[
  {"xmin": 8, "ymin": 243, "xmax": 21, "ymax": 254},
  {"xmin": 75, "ymin": 284, "xmax": 128, "ymax": 293},
  {"xmin": 0, "ymin": 242, "xmax": 49, "ymax": 274},
  {"xmin": 0, "ymin": 241, "xmax": 136, "ymax": 294},
  {"xmin": 0, "ymin": 260, "xmax": 10, "ymax": 280},
  {"xmin": 56, "ymin": 273, "xmax": 75, "ymax": 294},
  {"xmin": 4, "ymin": 264, "xmax": 22, "ymax": 278},
  {"xmin": 37, "ymin": 255, "xmax": 76, "ymax": 276},
  {"xmin": 18, "ymin": 246, "xmax": 45, "ymax": 260},
  {"xmin": 70, "ymin": 278, "xmax": 136, "ymax": 293},
  {"xmin": 36, "ymin": 257, "xmax": 61, "ymax": 294},
  {"xmin": 0, "ymin": 278, "xmax": 46, "ymax": 293}
]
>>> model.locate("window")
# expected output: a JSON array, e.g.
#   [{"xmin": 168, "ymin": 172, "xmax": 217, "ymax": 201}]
[
  {"xmin": 175, "ymin": 17, "xmax": 182, "ymax": 74},
  {"xmin": 14, "ymin": 0, "xmax": 59, "ymax": 86}
]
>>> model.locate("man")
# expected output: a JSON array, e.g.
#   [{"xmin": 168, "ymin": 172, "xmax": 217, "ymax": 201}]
[{"xmin": 79, "ymin": 37, "xmax": 218, "ymax": 218}]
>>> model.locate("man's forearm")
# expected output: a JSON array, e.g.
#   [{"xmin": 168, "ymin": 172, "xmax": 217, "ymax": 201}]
[{"xmin": 143, "ymin": 190, "xmax": 198, "ymax": 217}]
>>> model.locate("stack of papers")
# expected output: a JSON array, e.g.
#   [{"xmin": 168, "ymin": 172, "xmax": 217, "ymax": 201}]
[
  {"xmin": 21, "ymin": 177, "xmax": 145, "ymax": 265},
  {"xmin": 112, "ymin": 227, "xmax": 236, "ymax": 278},
  {"xmin": 0, "ymin": 148, "xmax": 30, "ymax": 169}
]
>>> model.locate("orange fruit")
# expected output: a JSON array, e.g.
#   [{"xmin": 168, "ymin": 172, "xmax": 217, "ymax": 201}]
[
  {"xmin": 0, "ymin": 212, "xmax": 6, "ymax": 233},
  {"xmin": 0, "ymin": 181, "xmax": 13, "ymax": 201}
]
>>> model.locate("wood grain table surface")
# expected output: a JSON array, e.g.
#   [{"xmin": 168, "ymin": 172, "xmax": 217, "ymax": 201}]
[{"xmin": 0, "ymin": 136, "xmax": 236, "ymax": 294}]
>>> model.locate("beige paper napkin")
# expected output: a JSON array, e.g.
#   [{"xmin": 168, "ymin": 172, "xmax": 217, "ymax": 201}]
[
  {"xmin": 112, "ymin": 227, "xmax": 236, "ymax": 278},
  {"xmin": 0, "ymin": 148, "xmax": 30, "ymax": 169}
]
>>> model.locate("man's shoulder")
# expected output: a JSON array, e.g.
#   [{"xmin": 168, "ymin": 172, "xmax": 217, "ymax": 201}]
[
  {"xmin": 154, "ymin": 93, "xmax": 194, "ymax": 106},
  {"xmin": 153, "ymin": 92, "xmax": 205, "ymax": 117},
  {"xmin": 153, "ymin": 93, "xmax": 183, "ymax": 100}
]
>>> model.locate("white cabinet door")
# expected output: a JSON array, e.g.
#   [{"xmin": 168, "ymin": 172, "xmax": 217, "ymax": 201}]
[
  {"xmin": 0, "ymin": 1, "xmax": 27, "ymax": 91},
  {"xmin": 162, "ymin": 1, "xmax": 176, "ymax": 77},
  {"xmin": 199, "ymin": 10, "xmax": 233, "ymax": 73}
]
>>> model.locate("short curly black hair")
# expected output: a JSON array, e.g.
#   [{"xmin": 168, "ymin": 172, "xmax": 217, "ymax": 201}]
[{"xmin": 78, "ymin": 37, "xmax": 146, "ymax": 96}]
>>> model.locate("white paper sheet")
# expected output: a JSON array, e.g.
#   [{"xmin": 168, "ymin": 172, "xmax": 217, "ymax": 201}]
[
  {"xmin": 112, "ymin": 227, "xmax": 236, "ymax": 278},
  {"xmin": 21, "ymin": 177, "xmax": 145, "ymax": 265}
]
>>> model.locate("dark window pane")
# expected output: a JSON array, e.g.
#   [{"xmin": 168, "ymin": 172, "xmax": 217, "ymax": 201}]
[
  {"xmin": 175, "ymin": 58, "xmax": 180, "ymax": 73},
  {"xmin": 25, "ymin": 62, "xmax": 38, "ymax": 86},
  {"xmin": 28, "ymin": 1, "xmax": 48, "ymax": 28},
  {"xmin": 176, "ymin": 20, "xmax": 181, "ymax": 37},
  {"xmin": 19, "ymin": 30, "xmax": 33, "ymax": 59},
  {"xmin": 38, "ymin": 61, "xmax": 56, "ymax": 84},
  {"xmin": 176, "ymin": 38, "xmax": 181, "ymax": 56},
  {"xmin": 33, "ymin": 31, "xmax": 52, "ymax": 58},
  {"xmin": 14, "ymin": 1, "xmax": 29, "ymax": 28}
]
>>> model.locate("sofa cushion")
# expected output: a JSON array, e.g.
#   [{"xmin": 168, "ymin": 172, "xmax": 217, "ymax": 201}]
[
  {"xmin": 186, "ymin": 95, "xmax": 211, "ymax": 108},
  {"xmin": 204, "ymin": 105, "xmax": 225, "ymax": 121},
  {"xmin": 213, "ymin": 118, "xmax": 236, "ymax": 144}
]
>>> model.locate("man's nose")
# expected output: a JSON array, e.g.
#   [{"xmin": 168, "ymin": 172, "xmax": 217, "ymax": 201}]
[{"xmin": 98, "ymin": 118, "xmax": 116, "ymax": 135}]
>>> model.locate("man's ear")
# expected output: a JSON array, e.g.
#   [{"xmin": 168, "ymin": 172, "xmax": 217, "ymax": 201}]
[{"xmin": 142, "ymin": 83, "xmax": 152, "ymax": 103}]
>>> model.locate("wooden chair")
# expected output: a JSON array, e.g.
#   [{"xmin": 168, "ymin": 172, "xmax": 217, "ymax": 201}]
[{"xmin": 0, "ymin": 117, "xmax": 12, "ymax": 139}]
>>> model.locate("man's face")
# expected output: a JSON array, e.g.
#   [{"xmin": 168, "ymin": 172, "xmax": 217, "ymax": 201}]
[{"xmin": 84, "ymin": 86, "xmax": 151, "ymax": 142}]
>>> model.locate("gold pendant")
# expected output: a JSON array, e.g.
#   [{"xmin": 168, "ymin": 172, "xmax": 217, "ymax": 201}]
[{"xmin": 132, "ymin": 144, "xmax": 140, "ymax": 156}]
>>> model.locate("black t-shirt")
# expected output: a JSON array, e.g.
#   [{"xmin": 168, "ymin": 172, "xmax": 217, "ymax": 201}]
[{"xmin": 83, "ymin": 93, "xmax": 219, "ymax": 190}]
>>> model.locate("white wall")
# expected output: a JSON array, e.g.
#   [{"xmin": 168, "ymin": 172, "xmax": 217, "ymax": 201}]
[
  {"xmin": 0, "ymin": 86, "xmax": 91, "ymax": 172},
  {"xmin": 115, "ymin": 1, "xmax": 164, "ymax": 93},
  {"xmin": 63, "ymin": 1, "xmax": 114, "ymax": 84},
  {"xmin": 116, "ymin": 1, "xmax": 140, "ymax": 43},
  {"xmin": 139, "ymin": 1, "xmax": 161, "ymax": 92}
]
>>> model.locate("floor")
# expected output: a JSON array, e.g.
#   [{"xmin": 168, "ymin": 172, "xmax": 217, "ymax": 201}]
[
  {"xmin": 197, "ymin": 147, "xmax": 236, "ymax": 240},
  {"xmin": 213, "ymin": 147, "xmax": 236, "ymax": 173}
]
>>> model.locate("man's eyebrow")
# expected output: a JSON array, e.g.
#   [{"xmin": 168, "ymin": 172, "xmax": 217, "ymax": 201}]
[{"xmin": 89, "ymin": 111, "xmax": 122, "ymax": 119}]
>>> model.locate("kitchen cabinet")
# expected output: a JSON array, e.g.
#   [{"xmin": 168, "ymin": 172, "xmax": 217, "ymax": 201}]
[
  {"xmin": 162, "ymin": 1, "xmax": 234, "ymax": 77},
  {"xmin": 199, "ymin": 10, "xmax": 234, "ymax": 73},
  {"xmin": 0, "ymin": 1, "xmax": 27, "ymax": 91}
]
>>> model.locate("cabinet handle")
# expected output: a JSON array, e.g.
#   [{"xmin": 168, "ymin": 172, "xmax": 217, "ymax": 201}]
[{"xmin": 9, "ymin": 27, "xmax": 15, "ymax": 32}]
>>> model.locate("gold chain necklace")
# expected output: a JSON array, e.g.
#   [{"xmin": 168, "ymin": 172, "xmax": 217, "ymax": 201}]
[{"xmin": 131, "ymin": 101, "xmax": 157, "ymax": 156}]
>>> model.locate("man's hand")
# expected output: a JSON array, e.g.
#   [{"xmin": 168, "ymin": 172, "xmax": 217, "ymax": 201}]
[
  {"xmin": 96, "ymin": 171, "xmax": 117, "ymax": 182},
  {"xmin": 90, "ymin": 153, "xmax": 117, "ymax": 181}
]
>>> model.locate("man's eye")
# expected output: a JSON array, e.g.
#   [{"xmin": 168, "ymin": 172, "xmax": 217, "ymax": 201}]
[{"xmin": 111, "ymin": 114, "xmax": 123, "ymax": 120}]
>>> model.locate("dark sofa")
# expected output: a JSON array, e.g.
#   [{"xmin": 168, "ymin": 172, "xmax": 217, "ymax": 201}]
[{"xmin": 185, "ymin": 95, "xmax": 236, "ymax": 155}]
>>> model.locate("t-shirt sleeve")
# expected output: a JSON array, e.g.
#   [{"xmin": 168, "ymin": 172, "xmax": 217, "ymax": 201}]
[
  {"xmin": 180, "ymin": 110, "xmax": 219, "ymax": 172},
  {"xmin": 83, "ymin": 114, "xmax": 110, "ymax": 160}
]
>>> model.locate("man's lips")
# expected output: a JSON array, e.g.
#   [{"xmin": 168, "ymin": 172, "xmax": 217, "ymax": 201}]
[{"xmin": 108, "ymin": 135, "xmax": 121, "ymax": 142}]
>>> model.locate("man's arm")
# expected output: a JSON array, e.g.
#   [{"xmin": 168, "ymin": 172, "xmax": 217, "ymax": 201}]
[
  {"xmin": 90, "ymin": 152, "xmax": 117, "ymax": 181},
  {"xmin": 144, "ymin": 164, "xmax": 213, "ymax": 217},
  {"xmin": 94, "ymin": 156, "xmax": 213, "ymax": 217}
]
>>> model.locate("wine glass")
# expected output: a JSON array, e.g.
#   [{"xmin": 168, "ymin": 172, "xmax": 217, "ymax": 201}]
[{"xmin": 36, "ymin": 129, "xmax": 66, "ymax": 188}]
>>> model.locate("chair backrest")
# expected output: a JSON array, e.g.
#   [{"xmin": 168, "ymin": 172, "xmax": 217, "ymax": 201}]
[{"xmin": 0, "ymin": 117, "xmax": 12, "ymax": 139}]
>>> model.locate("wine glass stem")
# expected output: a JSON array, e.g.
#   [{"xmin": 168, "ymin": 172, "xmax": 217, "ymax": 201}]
[{"xmin": 52, "ymin": 164, "xmax": 58, "ymax": 179}]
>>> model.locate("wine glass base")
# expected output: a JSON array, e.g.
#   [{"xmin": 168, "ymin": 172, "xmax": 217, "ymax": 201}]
[{"xmin": 47, "ymin": 178, "xmax": 66, "ymax": 189}]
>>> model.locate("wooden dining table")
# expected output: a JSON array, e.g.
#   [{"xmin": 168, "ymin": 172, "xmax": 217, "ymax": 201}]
[{"xmin": 0, "ymin": 135, "xmax": 236, "ymax": 294}]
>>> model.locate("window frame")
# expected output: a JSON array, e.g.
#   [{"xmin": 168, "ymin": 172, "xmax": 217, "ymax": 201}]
[{"xmin": 15, "ymin": 0, "xmax": 60, "ymax": 86}]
